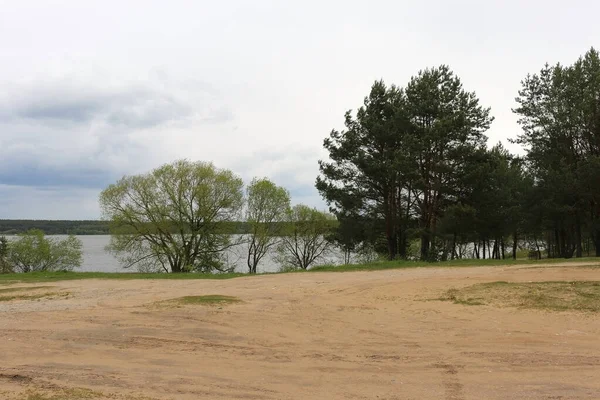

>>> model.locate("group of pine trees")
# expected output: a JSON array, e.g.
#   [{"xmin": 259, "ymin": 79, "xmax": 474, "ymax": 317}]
[{"xmin": 317, "ymin": 48, "xmax": 600, "ymax": 261}]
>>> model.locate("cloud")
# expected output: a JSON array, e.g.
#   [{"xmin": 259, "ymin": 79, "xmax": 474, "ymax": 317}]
[
  {"xmin": 0, "ymin": 78, "xmax": 231, "ymax": 129},
  {"xmin": 0, "ymin": 163, "xmax": 112, "ymax": 189},
  {"xmin": 0, "ymin": 73, "xmax": 237, "ymax": 195}
]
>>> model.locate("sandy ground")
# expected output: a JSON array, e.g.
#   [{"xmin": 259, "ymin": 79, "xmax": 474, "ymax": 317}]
[{"xmin": 2, "ymin": 262, "xmax": 600, "ymax": 400}]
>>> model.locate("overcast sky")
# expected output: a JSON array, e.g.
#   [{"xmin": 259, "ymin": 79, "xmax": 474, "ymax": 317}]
[{"xmin": 1, "ymin": 0, "xmax": 598, "ymax": 219}]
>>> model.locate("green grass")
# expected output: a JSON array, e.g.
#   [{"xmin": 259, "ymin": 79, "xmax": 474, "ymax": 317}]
[
  {"xmin": 156, "ymin": 295, "xmax": 242, "ymax": 308},
  {"xmin": 0, "ymin": 286, "xmax": 54, "ymax": 293},
  {"xmin": 0, "ymin": 292, "xmax": 68, "ymax": 302},
  {"xmin": 311, "ymin": 256, "xmax": 599, "ymax": 272},
  {"xmin": 440, "ymin": 281, "xmax": 600, "ymax": 312},
  {"xmin": 0, "ymin": 271, "xmax": 245, "ymax": 284},
  {"xmin": 0, "ymin": 256, "xmax": 597, "ymax": 284},
  {"xmin": 175, "ymin": 295, "xmax": 241, "ymax": 305}
]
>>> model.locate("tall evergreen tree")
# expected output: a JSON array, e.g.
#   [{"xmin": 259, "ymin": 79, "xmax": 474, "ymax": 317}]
[
  {"xmin": 318, "ymin": 67, "xmax": 492, "ymax": 261},
  {"xmin": 405, "ymin": 66, "xmax": 493, "ymax": 260},
  {"xmin": 317, "ymin": 81, "xmax": 414, "ymax": 260},
  {"xmin": 514, "ymin": 47, "xmax": 600, "ymax": 257}
]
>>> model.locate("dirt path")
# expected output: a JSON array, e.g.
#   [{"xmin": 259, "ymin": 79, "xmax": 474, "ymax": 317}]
[{"xmin": 2, "ymin": 263, "xmax": 600, "ymax": 399}]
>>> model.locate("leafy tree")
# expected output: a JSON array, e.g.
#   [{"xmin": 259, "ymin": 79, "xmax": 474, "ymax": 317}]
[
  {"xmin": 245, "ymin": 178, "xmax": 291, "ymax": 274},
  {"xmin": 325, "ymin": 213, "xmax": 370, "ymax": 264},
  {"xmin": 277, "ymin": 205, "xmax": 336, "ymax": 270},
  {"xmin": 318, "ymin": 67, "xmax": 492, "ymax": 262},
  {"xmin": 405, "ymin": 66, "xmax": 493, "ymax": 260},
  {"xmin": 437, "ymin": 203, "xmax": 477, "ymax": 260},
  {"xmin": 99, "ymin": 160, "xmax": 244, "ymax": 273},
  {"xmin": 0, "ymin": 236, "xmax": 12, "ymax": 273},
  {"xmin": 7, "ymin": 229, "xmax": 82, "ymax": 272},
  {"xmin": 514, "ymin": 47, "xmax": 600, "ymax": 257},
  {"xmin": 317, "ymin": 80, "xmax": 414, "ymax": 260}
]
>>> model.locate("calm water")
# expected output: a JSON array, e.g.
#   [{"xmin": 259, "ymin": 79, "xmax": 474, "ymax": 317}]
[{"xmin": 24, "ymin": 235, "xmax": 344, "ymax": 273}]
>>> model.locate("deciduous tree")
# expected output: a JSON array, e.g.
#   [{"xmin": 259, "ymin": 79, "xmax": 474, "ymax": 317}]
[
  {"xmin": 7, "ymin": 229, "xmax": 82, "ymax": 272},
  {"xmin": 246, "ymin": 178, "xmax": 291, "ymax": 274},
  {"xmin": 100, "ymin": 160, "xmax": 244, "ymax": 273},
  {"xmin": 277, "ymin": 205, "xmax": 336, "ymax": 270}
]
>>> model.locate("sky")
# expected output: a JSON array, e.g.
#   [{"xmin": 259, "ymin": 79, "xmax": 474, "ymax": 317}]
[{"xmin": 1, "ymin": 0, "xmax": 599, "ymax": 220}]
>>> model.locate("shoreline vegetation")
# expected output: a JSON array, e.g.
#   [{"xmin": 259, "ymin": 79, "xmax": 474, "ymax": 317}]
[
  {"xmin": 1, "ymin": 256, "xmax": 597, "ymax": 284},
  {"xmin": 0, "ymin": 220, "xmax": 257, "ymax": 236}
]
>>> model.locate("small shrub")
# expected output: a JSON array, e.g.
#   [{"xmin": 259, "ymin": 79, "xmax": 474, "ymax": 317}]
[{"xmin": 7, "ymin": 230, "xmax": 82, "ymax": 273}]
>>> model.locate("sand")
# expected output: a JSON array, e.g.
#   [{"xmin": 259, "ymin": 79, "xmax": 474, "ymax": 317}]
[{"xmin": 1, "ymin": 262, "xmax": 600, "ymax": 399}]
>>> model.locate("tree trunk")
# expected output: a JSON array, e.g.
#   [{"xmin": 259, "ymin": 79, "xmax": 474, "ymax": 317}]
[
  {"xmin": 575, "ymin": 216, "xmax": 583, "ymax": 258},
  {"xmin": 512, "ymin": 232, "xmax": 518, "ymax": 260},
  {"xmin": 482, "ymin": 239, "xmax": 486, "ymax": 260},
  {"xmin": 451, "ymin": 233, "xmax": 457, "ymax": 260},
  {"xmin": 553, "ymin": 228, "xmax": 560, "ymax": 258},
  {"xmin": 535, "ymin": 238, "xmax": 542, "ymax": 260},
  {"xmin": 420, "ymin": 234, "xmax": 430, "ymax": 261},
  {"xmin": 171, "ymin": 264, "xmax": 182, "ymax": 273},
  {"xmin": 398, "ymin": 234, "xmax": 407, "ymax": 259},
  {"xmin": 560, "ymin": 228, "xmax": 568, "ymax": 258},
  {"xmin": 387, "ymin": 234, "xmax": 397, "ymax": 261},
  {"xmin": 441, "ymin": 240, "xmax": 449, "ymax": 262},
  {"xmin": 501, "ymin": 237, "xmax": 505, "ymax": 260}
]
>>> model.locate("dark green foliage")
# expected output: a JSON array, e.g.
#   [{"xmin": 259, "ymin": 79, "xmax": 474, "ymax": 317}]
[
  {"xmin": 0, "ymin": 220, "xmax": 110, "ymax": 235},
  {"xmin": 513, "ymin": 47, "xmax": 600, "ymax": 258},
  {"xmin": 0, "ymin": 220, "xmax": 253, "ymax": 236},
  {"xmin": 318, "ymin": 67, "xmax": 493, "ymax": 261},
  {"xmin": 319, "ymin": 52, "xmax": 599, "ymax": 262},
  {"xmin": 317, "ymin": 80, "xmax": 412, "ymax": 260}
]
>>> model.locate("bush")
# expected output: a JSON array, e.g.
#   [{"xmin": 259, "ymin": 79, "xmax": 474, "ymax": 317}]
[
  {"xmin": 7, "ymin": 229, "xmax": 83, "ymax": 272},
  {"xmin": 0, "ymin": 236, "xmax": 12, "ymax": 273}
]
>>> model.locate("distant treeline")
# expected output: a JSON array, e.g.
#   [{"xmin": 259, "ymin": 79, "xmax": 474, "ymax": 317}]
[
  {"xmin": 0, "ymin": 220, "xmax": 111, "ymax": 235},
  {"xmin": 0, "ymin": 220, "xmax": 261, "ymax": 235}
]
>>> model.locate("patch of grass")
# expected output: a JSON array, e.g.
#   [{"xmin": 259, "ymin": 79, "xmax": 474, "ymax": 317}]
[
  {"xmin": 0, "ymin": 256, "xmax": 597, "ymax": 284},
  {"xmin": 17, "ymin": 388, "xmax": 159, "ymax": 400},
  {"xmin": 176, "ymin": 295, "xmax": 241, "ymax": 305},
  {"xmin": 0, "ymin": 286, "xmax": 54, "ymax": 294},
  {"xmin": 440, "ymin": 281, "xmax": 600, "ymax": 312},
  {"xmin": 160, "ymin": 295, "xmax": 242, "ymax": 307},
  {"xmin": 312, "ymin": 256, "xmax": 600, "ymax": 272},
  {"xmin": 0, "ymin": 271, "xmax": 245, "ymax": 285},
  {"xmin": 22, "ymin": 388, "xmax": 100, "ymax": 400},
  {"xmin": 442, "ymin": 289, "xmax": 485, "ymax": 306},
  {"xmin": 0, "ymin": 292, "xmax": 68, "ymax": 302}
]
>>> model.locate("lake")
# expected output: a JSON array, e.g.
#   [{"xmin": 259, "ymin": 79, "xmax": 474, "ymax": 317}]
[{"xmin": 16, "ymin": 235, "xmax": 345, "ymax": 273}]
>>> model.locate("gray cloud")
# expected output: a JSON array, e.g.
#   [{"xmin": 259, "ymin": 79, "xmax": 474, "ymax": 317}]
[
  {"xmin": 0, "ymin": 74, "xmax": 236, "ymax": 199},
  {"xmin": 16, "ymin": 97, "xmax": 103, "ymax": 123},
  {"xmin": 0, "ymin": 162, "xmax": 114, "ymax": 189},
  {"xmin": 1, "ymin": 83, "xmax": 214, "ymax": 129}
]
